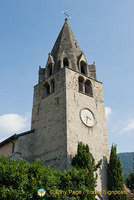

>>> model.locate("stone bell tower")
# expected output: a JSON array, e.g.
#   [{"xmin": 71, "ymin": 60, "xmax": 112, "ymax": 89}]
[{"xmin": 31, "ymin": 18, "xmax": 109, "ymax": 199}]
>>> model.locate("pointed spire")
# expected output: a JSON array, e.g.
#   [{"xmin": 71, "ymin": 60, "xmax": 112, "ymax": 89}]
[{"xmin": 51, "ymin": 19, "xmax": 82, "ymax": 71}]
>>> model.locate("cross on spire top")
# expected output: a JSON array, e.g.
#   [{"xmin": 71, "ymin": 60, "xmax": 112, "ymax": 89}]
[{"xmin": 62, "ymin": 9, "xmax": 71, "ymax": 19}]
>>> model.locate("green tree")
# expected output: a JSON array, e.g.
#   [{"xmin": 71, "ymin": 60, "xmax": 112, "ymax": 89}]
[
  {"xmin": 0, "ymin": 156, "xmax": 89, "ymax": 200},
  {"xmin": 126, "ymin": 172, "xmax": 134, "ymax": 193},
  {"xmin": 108, "ymin": 145, "xmax": 128, "ymax": 200},
  {"xmin": 71, "ymin": 142, "xmax": 102, "ymax": 200}
]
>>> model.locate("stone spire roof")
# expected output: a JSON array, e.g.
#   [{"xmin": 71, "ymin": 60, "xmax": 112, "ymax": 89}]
[
  {"xmin": 51, "ymin": 18, "xmax": 82, "ymax": 71},
  {"xmin": 41, "ymin": 19, "xmax": 96, "ymax": 80}
]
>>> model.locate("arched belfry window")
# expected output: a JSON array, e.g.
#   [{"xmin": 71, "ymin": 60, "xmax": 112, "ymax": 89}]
[
  {"xmin": 47, "ymin": 63, "xmax": 53, "ymax": 77},
  {"xmin": 78, "ymin": 76, "xmax": 84, "ymax": 92},
  {"xmin": 44, "ymin": 82, "xmax": 50, "ymax": 96},
  {"xmin": 85, "ymin": 80, "xmax": 93, "ymax": 96},
  {"xmin": 80, "ymin": 61, "xmax": 87, "ymax": 75},
  {"xmin": 51, "ymin": 79, "xmax": 55, "ymax": 93},
  {"xmin": 63, "ymin": 57, "xmax": 69, "ymax": 67}
]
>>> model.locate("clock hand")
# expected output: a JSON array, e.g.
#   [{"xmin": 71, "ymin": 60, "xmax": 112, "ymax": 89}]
[
  {"xmin": 86, "ymin": 116, "xmax": 88, "ymax": 124},
  {"xmin": 87, "ymin": 116, "xmax": 91, "ymax": 120}
]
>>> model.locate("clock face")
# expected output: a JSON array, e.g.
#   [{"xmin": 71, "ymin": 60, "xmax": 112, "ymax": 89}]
[{"xmin": 80, "ymin": 108, "xmax": 95, "ymax": 127}]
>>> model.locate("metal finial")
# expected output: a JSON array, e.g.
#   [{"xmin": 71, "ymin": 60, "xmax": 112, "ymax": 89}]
[{"xmin": 62, "ymin": 9, "xmax": 71, "ymax": 19}]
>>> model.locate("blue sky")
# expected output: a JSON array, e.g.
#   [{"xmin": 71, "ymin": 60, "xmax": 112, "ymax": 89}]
[{"xmin": 0, "ymin": 0, "xmax": 134, "ymax": 153}]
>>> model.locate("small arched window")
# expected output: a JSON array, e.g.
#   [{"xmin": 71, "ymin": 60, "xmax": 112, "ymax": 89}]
[
  {"xmin": 44, "ymin": 83, "xmax": 50, "ymax": 96},
  {"xmin": 47, "ymin": 63, "xmax": 53, "ymax": 77},
  {"xmin": 63, "ymin": 57, "xmax": 69, "ymax": 67},
  {"xmin": 80, "ymin": 61, "xmax": 87, "ymax": 75},
  {"xmin": 78, "ymin": 76, "xmax": 84, "ymax": 92},
  {"xmin": 85, "ymin": 80, "xmax": 93, "ymax": 96},
  {"xmin": 51, "ymin": 79, "xmax": 55, "ymax": 93}
]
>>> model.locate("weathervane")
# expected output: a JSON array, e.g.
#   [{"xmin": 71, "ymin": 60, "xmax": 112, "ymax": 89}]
[{"xmin": 62, "ymin": 9, "xmax": 71, "ymax": 19}]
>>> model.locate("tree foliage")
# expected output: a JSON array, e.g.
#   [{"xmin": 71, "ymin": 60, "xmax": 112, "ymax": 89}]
[
  {"xmin": 118, "ymin": 152, "xmax": 134, "ymax": 182},
  {"xmin": 0, "ymin": 142, "xmax": 101, "ymax": 200},
  {"xmin": 0, "ymin": 156, "xmax": 90, "ymax": 200},
  {"xmin": 126, "ymin": 172, "xmax": 134, "ymax": 193},
  {"xmin": 108, "ymin": 145, "xmax": 128, "ymax": 200},
  {"xmin": 71, "ymin": 142, "xmax": 102, "ymax": 200}
]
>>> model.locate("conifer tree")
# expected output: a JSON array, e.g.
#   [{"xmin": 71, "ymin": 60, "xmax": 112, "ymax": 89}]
[
  {"xmin": 126, "ymin": 172, "xmax": 134, "ymax": 193},
  {"xmin": 71, "ymin": 142, "xmax": 102, "ymax": 200},
  {"xmin": 108, "ymin": 145, "xmax": 128, "ymax": 200}
]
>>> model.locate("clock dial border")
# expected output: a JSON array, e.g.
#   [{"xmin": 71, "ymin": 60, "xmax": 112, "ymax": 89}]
[{"xmin": 80, "ymin": 108, "xmax": 95, "ymax": 127}]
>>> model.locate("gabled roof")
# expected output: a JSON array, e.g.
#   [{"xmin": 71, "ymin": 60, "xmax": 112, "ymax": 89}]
[{"xmin": 0, "ymin": 129, "xmax": 34, "ymax": 147}]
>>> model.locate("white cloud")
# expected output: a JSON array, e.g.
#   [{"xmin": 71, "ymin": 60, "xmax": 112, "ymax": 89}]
[
  {"xmin": 123, "ymin": 119, "xmax": 134, "ymax": 132},
  {"xmin": 0, "ymin": 113, "xmax": 31, "ymax": 139},
  {"xmin": 105, "ymin": 106, "xmax": 112, "ymax": 119}
]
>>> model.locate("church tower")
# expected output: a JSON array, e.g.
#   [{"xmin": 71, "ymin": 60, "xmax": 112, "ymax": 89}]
[{"xmin": 31, "ymin": 19, "xmax": 109, "ymax": 197}]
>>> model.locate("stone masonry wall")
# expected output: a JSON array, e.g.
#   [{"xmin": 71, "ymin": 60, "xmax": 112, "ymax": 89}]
[
  {"xmin": 31, "ymin": 68, "xmax": 67, "ymax": 169},
  {"xmin": 66, "ymin": 67, "xmax": 109, "ymax": 200}
]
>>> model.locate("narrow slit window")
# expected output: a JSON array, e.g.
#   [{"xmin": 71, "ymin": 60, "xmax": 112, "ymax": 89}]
[
  {"xmin": 48, "ymin": 63, "xmax": 53, "ymax": 76},
  {"xmin": 44, "ymin": 83, "xmax": 50, "ymax": 96},
  {"xmin": 80, "ymin": 61, "xmax": 87, "ymax": 75},
  {"xmin": 63, "ymin": 58, "xmax": 69, "ymax": 67},
  {"xmin": 85, "ymin": 80, "xmax": 93, "ymax": 96},
  {"xmin": 51, "ymin": 80, "xmax": 55, "ymax": 93},
  {"xmin": 78, "ymin": 77, "xmax": 84, "ymax": 92}
]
